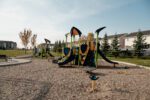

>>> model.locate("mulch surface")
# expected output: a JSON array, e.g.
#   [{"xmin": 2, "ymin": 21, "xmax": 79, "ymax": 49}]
[{"xmin": 0, "ymin": 59, "xmax": 150, "ymax": 100}]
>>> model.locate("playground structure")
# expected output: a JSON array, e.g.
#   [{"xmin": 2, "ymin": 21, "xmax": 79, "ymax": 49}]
[
  {"xmin": 34, "ymin": 38, "xmax": 54, "ymax": 58},
  {"xmin": 55, "ymin": 26, "xmax": 118, "ymax": 67},
  {"xmin": 44, "ymin": 38, "xmax": 54, "ymax": 58}
]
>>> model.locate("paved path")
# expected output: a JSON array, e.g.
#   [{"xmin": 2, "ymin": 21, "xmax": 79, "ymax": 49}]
[
  {"xmin": 113, "ymin": 60, "xmax": 150, "ymax": 70},
  {"xmin": 0, "ymin": 58, "xmax": 32, "ymax": 66}
]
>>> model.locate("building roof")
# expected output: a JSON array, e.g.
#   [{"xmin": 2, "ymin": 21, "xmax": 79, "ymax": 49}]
[
  {"xmin": 99, "ymin": 33, "xmax": 127, "ymax": 40},
  {"xmin": 126, "ymin": 30, "xmax": 150, "ymax": 37},
  {"xmin": 0, "ymin": 40, "xmax": 16, "ymax": 43},
  {"xmin": 98, "ymin": 30, "xmax": 150, "ymax": 39},
  {"xmin": 107, "ymin": 33, "xmax": 126, "ymax": 39}
]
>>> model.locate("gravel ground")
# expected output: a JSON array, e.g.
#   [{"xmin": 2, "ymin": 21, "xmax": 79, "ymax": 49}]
[{"xmin": 0, "ymin": 59, "xmax": 150, "ymax": 100}]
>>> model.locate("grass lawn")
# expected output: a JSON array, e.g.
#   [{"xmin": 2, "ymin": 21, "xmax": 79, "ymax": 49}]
[
  {"xmin": 0, "ymin": 49, "xmax": 32, "ymax": 57},
  {"xmin": 51, "ymin": 52, "xmax": 63, "ymax": 57},
  {"xmin": 0, "ymin": 59, "xmax": 6, "ymax": 62},
  {"xmin": 45, "ymin": 51, "xmax": 150, "ymax": 67},
  {"xmin": 107, "ymin": 57, "xmax": 150, "ymax": 67}
]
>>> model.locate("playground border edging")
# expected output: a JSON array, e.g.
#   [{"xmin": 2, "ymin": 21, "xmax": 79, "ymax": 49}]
[{"xmin": 0, "ymin": 58, "xmax": 32, "ymax": 67}]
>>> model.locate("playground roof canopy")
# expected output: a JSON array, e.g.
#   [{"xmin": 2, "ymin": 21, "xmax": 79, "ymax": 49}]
[{"xmin": 70, "ymin": 27, "xmax": 82, "ymax": 37}]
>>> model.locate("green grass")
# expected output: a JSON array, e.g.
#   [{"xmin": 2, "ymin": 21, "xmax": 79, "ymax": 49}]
[
  {"xmin": 49, "ymin": 51, "xmax": 150, "ymax": 67},
  {"xmin": 0, "ymin": 59, "xmax": 6, "ymax": 62},
  {"xmin": 51, "ymin": 52, "xmax": 63, "ymax": 57},
  {"xmin": 107, "ymin": 57, "xmax": 150, "ymax": 67},
  {"xmin": 0, "ymin": 49, "xmax": 32, "ymax": 57}
]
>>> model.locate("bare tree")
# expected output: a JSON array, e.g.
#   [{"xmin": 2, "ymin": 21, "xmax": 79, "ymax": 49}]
[
  {"xmin": 19, "ymin": 29, "xmax": 32, "ymax": 54},
  {"xmin": 31, "ymin": 34, "xmax": 37, "ymax": 48},
  {"xmin": 31, "ymin": 34, "xmax": 37, "ymax": 55}
]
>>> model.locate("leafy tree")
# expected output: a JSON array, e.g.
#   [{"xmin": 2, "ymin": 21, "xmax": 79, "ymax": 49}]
[
  {"xmin": 58, "ymin": 40, "xmax": 62, "ymax": 52},
  {"xmin": 19, "ymin": 29, "xmax": 32, "ymax": 54},
  {"xmin": 101, "ymin": 33, "xmax": 110, "ymax": 54},
  {"xmin": 41, "ymin": 47, "xmax": 46, "ymax": 58},
  {"xmin": 31, "ymin": 34, "xmax": 37, "ymax": 55},
  {"xmin": 133, "ymin": 30, "xmax": 146, "ymax": 57},
  {"xmin": 111, "ymin": 34, "xmax": 120, "ymax": 57},
  {"xmin": 62, "ymin": 40, "xmax": 65, "ymax": 48},
  {"xmin": 53, "ymin": 40, "xmax": 66, "ymax": 53},
  {"xmin": 53, "ymin": 41, "xmax": 57, "ymax": 52},
  {"xmin": 58, "ymin": 40, "xmax": 61, "ymax": 47},
  {"xmin": 31, "ymin": 34, "xmax": 37, "ymax": 48},
  {"xmin": 53, "ymin": 40, "xmax": 60, "ymax": 52}
]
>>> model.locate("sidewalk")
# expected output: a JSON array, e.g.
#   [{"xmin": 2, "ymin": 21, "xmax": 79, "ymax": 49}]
[
  {"xmin": 0, "ymin": 58, "xmax": 32, "ymax": 66},
  {"xmin": 113, "ymin": 60, "xmax": 150, "ymax": 70},
  {"xmin": 15, "ymin": 55, "xmax": 33, "ymax": 59}
]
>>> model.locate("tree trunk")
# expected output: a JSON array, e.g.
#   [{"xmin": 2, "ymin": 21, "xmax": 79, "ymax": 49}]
[
  {"xmin": 25, "ymin": 46, "xmax": 27, "ymax": 54},
  {"xmin": 25, "ymin": 49, "xmax": 26, "ymax": 54}
]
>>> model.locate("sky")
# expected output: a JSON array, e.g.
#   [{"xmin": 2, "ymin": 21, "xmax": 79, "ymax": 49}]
[{"xmin": 0, "ymin": 0, "xmax": 150, "ymax": 48}]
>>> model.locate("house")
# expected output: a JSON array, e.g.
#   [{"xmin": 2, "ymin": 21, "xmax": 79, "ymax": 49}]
[
  {"xmin": 37, "ymin": 43, "xmax": 54, "ymax": 49},
  {"xmin": 125, "ymin": 30, "xmax": 150, "ymax": 49},
  {"xmin": 0, "ymin": 40, "xmax": 17, "ymax": 50},
  {"xmin": 60, "ymin": 30, "xmax": 150, "ymax": 53},
  {"xmin": 99, "ymin": 30, "xmax": 150, "ymax": 50},
  {"xmin": 99, "ymin": 33, "xmax": 127, "ymax": 49}
]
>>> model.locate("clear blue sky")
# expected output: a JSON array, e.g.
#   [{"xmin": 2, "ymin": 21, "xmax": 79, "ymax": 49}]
[{"xmin": 0, "ymin": 0, "xmax": 150, "ymax": 47}]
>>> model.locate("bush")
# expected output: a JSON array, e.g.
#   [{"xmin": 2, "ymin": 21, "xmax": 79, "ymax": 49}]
[
  {"xmin": 139, "ymin": 56, "xmax": 150, "ymax": 59},
  {"xmin": 41, "ymin": 48, "xmax": 46, "ymax": 57},
  {"xmin": 111, "ymin": 51, "xmax": 120, "ymax": 58},
  {"xmin": 119, "ymin": 50, "xmax": 133, "ymax": 58}
]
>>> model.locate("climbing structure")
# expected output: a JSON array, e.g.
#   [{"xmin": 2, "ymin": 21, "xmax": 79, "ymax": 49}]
[
  {"xmin": 44, "ymin": 38, "xmax": 54, "ymax": 57},
  {"xmin": 56, "ymin": 26, "xmax": 118, "ymax": 68}
]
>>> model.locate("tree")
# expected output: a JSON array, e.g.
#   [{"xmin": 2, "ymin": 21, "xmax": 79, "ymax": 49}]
[
  {"xmin": 31, "ymin": 34, "xmax": 37, "ymax": 55},
  {"xmin": 53, "ymin": 40, "xmax": 64, "ymax": 53},
  {"xmin": 53, "ymin": 41, "xmax": 56, "ymax": 52},
  {"xmin": 58, "ymin": 40, "xmax": 62, "ymax": 52},
  {"xmin": 31, "ymin": 34, "xmax": 37, "ymax": 48},
  {"xmin": 111, "ymin": 34, "xmax": 120, "ymax": 57},
  {"xmin": 53, "ymin": 40, "xmax": 58, "ymax": 52},
  {"xmin": 101, "ymin": 33, "xmax": 110, "ymax": 54},
  {"xmin": 19, "ymin": 29, "xmax": 32, "ymax": 54},
  {"xmin": 133, "ymin": 30, "xmax": 146, "ymax": 57},
  {"xmin": 62, "ymin": 40, "xmax": 65, "ymax": 48}
]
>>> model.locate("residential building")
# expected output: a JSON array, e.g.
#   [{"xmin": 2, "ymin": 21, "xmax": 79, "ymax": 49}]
[
  {"xmin": 37, "ymin": 43, "xmax": 54, "ymax": 49},
  {"xmin": 0, "ymin": 40, "xmax": 17, "ymax": 50},
  {"xmin": 99, "ymin": 33, "xmax": 127, "ymax": 49},
  {"xmin": 125, "ymin": 30, "xmax": 150, "ymax": 49},
  {"xmin": 99, "ymin": 30, "xmax": 150, "ymax": 50}
]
